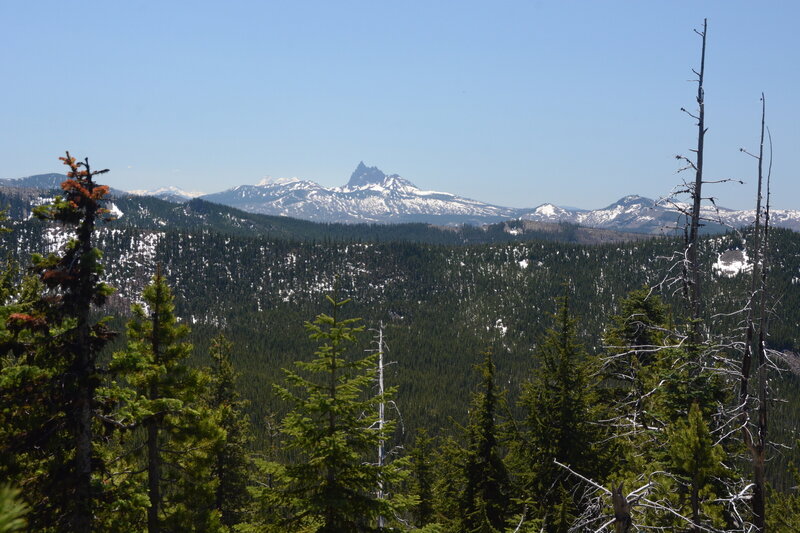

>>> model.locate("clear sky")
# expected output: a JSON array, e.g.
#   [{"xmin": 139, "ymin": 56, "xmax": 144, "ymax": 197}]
[{"xmin": 2, "ymin": 1, "xmax": 798, "ymax": 210}]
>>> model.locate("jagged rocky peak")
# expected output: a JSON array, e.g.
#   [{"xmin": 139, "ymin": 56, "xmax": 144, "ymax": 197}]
[
  {"xmin": 347, "ymin": 161, "xmax": 414, "ymax": 188},
  {"xmin": 347, "ymin": 161, "xmax": 388, "ymax": 188}
]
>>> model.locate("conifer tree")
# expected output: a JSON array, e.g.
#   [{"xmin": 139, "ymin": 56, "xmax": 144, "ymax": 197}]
[
  {"xmin": 0, "ymin": 153, "xmax": 115, "ymax": 531},
  {"xmin": 602, "ymin": 288, "xmax": 670, "ymax": 435},
  {"xmin": 459, "ymin": 351, "xmax": 511, "ymax": 533},
  {"xmin": 518, "ymin": 292, "xmax": 611, "ymax": 532},
  {"xmin": 665, "ymin": 402, "xmax": 727, "ymax": 531},
  {"xmin": 208, "ymin": 333, "xmax": 254, "ymax": 530},
  {"xmin": 429, "ymin": 435, "xmax": 467, "ymax": 531},
  {"xmin": 113, "ymin": 271, "xmax": 223, "ymax": 532},
  {"xmin": 408, "ymin": 429, "xmax": 435, "ymax": 528},
  {"xmin": 270, "ymin": 295, "xmax": 408, "ymax": 532}
]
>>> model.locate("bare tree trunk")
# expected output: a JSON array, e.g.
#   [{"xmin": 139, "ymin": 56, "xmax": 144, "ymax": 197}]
[
  {"xmin": 753, "ymin": 123, "xmax": 772, "ymax": 531},
  {"xmin": 686, "ymin": 18, "xmax": 708, "ymax": 341},
  {"xmin": 376, "ymin": 322, "xmax": 385, "ymax": 530},
  {"xmin": 612, "ymin": 483, "xmax": 632, "ymax": 533},
  {"xmin": 740, "ymin": 94, "xmax": 770, "ymax": 532}
]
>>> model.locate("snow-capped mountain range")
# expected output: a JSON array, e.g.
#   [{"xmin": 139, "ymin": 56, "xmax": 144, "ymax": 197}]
[
  {"xmin": 5, "ymin": 163, "xmax": 800, "ymax": 234},
  {"xmin": 197, "ymin": 162, "xmax": 800, "ymax": 233},
  {"xmin": 199, "ymin": 162, "xmax": 521, "ymax": 225},
  {"xmin": 127, "ymin": 186, "xmax": 205, "ymax": 203}
]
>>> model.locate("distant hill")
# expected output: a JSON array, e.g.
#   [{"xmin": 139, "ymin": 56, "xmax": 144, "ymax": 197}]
[{"xmin": 0, "ymin": 173, "xmax": 65, "ymax": 189}]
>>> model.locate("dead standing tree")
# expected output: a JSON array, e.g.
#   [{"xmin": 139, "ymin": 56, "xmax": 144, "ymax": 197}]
[
  {"xmin": 682, "ymin": 18, "xmax": 708, "ymax": 339},
  {"xmin": 582, "ymin": 20, "xmax": 758, "ymax": 532},
  {"xmin": 738, "ymin": 94, "xmax": 772, "ymax": 532}
]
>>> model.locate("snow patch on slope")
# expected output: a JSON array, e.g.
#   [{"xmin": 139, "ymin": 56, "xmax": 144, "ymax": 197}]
[
  {"xmin": 712, "ymin": 249, "xmax": 751, "ymax": 278},
  {"xmin": 109, "ymin": 202, "xmax": 124, "ymax": 219}
]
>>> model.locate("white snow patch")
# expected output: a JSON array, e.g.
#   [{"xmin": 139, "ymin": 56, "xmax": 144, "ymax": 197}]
[
  {"xmin": 536, "ymin": 204, "xmax": 558, "ymax": 216},
  {"xmin": 495, "ymin": 319, "xmax": 507, "ymax": 337},
  {"xmin": 43, "ymin": 227, "xmax": 71, "ymax": 253},
  {"xmin": 519, "ymin": 259, "xmax": 529, "ymax": 269},
  {"xmin": 108, "ymin": 202, "xmax": 124, "ymax": 219},
  {"xmin": 712, "ymin": 249, "xmax": 751, "ymax": 278}
]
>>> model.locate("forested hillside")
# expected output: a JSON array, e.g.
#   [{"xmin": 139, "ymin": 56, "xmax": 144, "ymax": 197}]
[{"xmin": 4, "ymin": 211, "xmax": 800, "ymax": 434}]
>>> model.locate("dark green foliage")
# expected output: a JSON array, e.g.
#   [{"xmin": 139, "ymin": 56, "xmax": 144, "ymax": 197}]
[
  {"xmin": 428, "ymin": 435, "xmax": 467, "ymax": 530},
  {"xmin": 601, "ymin": 289, "xmax": 672, "ymax": 434},
  {"xmin": 768, "ymin": 458, "xmax": 800, "ymax": 532},
  {"xmin": 408, "ymin": 429, "xmax": 436, "ymax": 528},
  {"xmin": 262, "ymin": 296, "xmax": 408, "ymax": 532},
  {"xmin": 113, "ymin": 272, "xmax": 223, "ymax": 532},
  {"xmin": 459, "ymin": 351, "xmax": 511, "ymax": 533},
  {"xmin": 516, "ymin": 293, "xmax": 612, "ymax": 532},
  {"xmin": 0, "ymin": 154, "xmax": 116, "ymax": 531},
  {"xmin": 665, "ymin": 402, "xmax": 728, "ymax": 529},
  {"xmin": 208, "ymin": 334, "xmax": 254, "ymax": 529}
]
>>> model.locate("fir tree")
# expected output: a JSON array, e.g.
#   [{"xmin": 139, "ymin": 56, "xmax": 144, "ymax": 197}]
[
  {"xmin": 208, "ymin": 333, "xmax": 254, "ymax": 530},
  {"xmin": 0, "ymin": 153, "xmax": 115, "ymax": 531},
  {"xmin": 665, "ymin": 402, "xmax": 727, "ymax": 531},
  {"xmin": 113, "ymin": 271, "xmax": 223, "ymax": 532},
  {"xmin": 408, "ymin": 429, "xmax": 436, "ymax": 528},
  {"xmin": 517, "ymin": 292, "xmax": 611, "ymax": 532},
  {"xmin": 270, "ymin": 295, "xmax": 408, "ymax": 532},
  {"xmin": 459, "ymin": 351, "xmax": 511, "ymax": 533},
  {"xmin": 429, "ymin": 434, "xmax": 467, "ymax": 532}
]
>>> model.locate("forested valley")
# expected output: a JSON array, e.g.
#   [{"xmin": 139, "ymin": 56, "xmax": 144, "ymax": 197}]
[{"xmin": 1, "ymin": 145, "xmax": 799, "ymax": 533}]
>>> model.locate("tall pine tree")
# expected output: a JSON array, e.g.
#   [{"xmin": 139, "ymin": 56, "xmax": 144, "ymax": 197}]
[
  {"xmin": 113, "ymin": 271, "xmax": 223, "ymax": 532},
  {"xmin": 208, "ymin": 333, "xmax": 254, "ymax": 530},
  {"xmin": 459, "ymin": 351, "xmax": 511, "ymax": 533},
  {"xmin": 0, "ymin": 153, "xmax": 115, "ymax": 531},
  {"xmin": 268, "ymin": 295, "xmax": 408, "ymax": 532},
  {"xmin": 517, "ymin": 292, "xmax": 611, "ymax": 533}
]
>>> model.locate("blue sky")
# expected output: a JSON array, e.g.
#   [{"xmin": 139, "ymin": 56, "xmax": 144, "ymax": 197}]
[{"xmin": 2, "ymin": 1, "xmax": 798, "ymax": 210}]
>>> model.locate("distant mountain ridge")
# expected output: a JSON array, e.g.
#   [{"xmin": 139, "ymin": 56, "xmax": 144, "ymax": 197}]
[
  {"xmin": 5, "ymin": 166, "xmax": 800, "ymax": 233},
  {"xmin": 198, "ymin": 163, "xmax": 800, "ymax": 233}
]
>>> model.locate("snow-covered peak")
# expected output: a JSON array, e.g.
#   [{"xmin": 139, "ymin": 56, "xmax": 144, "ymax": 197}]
[
  {"xmin": 201, "ymin": 162, "xmax": 519, "ymax": 225},
  {"xmin": 604, "ymin": 195, "xmax": 656, "ymax": 210},
  {"xmin": 129, "ymin": 186, "xmax": 205, "ymax": 199},
  {"xmin": 256, "ymin": 176, "xmax": 302, "ymax": 187},
  {"xmin": 533, "ymin": 203, "xmax": 570, "ymax": 218}
]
